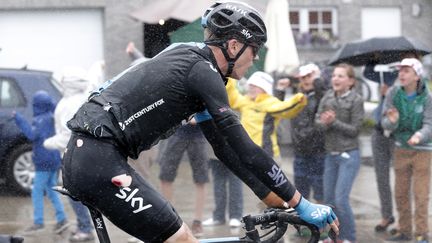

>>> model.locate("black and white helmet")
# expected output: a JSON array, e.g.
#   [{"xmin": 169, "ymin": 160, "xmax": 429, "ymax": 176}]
[{"xmin": 202, "ymin": 1, "xmax": 267, "ymax": 48}]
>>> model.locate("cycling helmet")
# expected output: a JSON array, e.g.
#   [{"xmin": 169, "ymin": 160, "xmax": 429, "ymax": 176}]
[{"xmin": 202, "ymin": 1, "xmax": 267, "ymax": 48}]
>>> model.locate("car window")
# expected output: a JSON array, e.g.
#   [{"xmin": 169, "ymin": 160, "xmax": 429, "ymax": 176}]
[{"xmin": 0, "ymin": 78, "xmax": 26, "ymax": 107}]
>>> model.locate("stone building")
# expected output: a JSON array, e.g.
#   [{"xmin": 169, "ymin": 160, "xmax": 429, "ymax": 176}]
[{"xmin": 0, "ymin": 0, "xmax": 430, "ymax": 79}]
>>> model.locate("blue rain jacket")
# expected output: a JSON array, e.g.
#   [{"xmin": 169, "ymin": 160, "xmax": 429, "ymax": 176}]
[{"xmin": 15, "ymin": 91, "xmax": 61, "ymax": 171}]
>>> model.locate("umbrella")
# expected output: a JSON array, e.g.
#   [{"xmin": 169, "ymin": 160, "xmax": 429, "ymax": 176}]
[
  {"xmin": 328, "ymin": 36, "xmax": 431, "ymax": 66},
  {"xmin": 263, "ymin": 0, "xmax": 299, "ymax": 74}
]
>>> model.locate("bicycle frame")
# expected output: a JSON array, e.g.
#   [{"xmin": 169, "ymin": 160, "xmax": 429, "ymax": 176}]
[{"xmin": 53, "ymin": 186, "xmax": 334, "ymax": 243}]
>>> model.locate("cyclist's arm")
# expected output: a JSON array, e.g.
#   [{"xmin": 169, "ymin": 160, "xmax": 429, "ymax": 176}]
[
  {"xmin": 186, "ymin": 62, "xmax": 298, "ymax": 203},
  {"xmin": 196, "ymin": 113, "xmax": 300, "ymax": 207}
]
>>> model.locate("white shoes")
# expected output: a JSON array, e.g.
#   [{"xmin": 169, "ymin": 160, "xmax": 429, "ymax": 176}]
[
  {"xmin": 202, "ymin": 218, "xmax": 225, "ymax": 226},
  {"xmin": 127, "ymin": 237, "xmax": 144, "ymax": 243},
  {"xmin": 229, "ymin": 218, "xmax": 242, "ymax": 228},
  {"xmin": 202, "ymin": 218, "xmax": 241, "ymax": 227}
]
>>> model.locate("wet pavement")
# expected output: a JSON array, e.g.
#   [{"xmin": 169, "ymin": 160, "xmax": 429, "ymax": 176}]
[{"xmin": 0, "ymin": 148, "xmax": 431, "ymax": 243}]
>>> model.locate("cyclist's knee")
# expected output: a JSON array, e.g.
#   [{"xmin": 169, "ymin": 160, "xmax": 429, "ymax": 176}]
[{"xmin": 164, "ymin": 223, "xmax": 198, "ymax": 243}]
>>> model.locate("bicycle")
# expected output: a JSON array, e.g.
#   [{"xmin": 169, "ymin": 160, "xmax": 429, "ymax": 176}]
[{"xmin": 52, "ymin": 186, "xmax": 337, "ymax": 243}]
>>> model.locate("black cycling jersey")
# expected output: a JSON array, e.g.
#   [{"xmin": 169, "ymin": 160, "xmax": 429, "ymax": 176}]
[{"xmin": 67, "ymin": 42, "xmax": 295, "ymax": 202}]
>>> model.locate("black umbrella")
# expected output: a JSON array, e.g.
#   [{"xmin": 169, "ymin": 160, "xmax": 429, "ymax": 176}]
[{"xmin": 328, "ymin": 36, "xmax": 431, "ymax": 66}]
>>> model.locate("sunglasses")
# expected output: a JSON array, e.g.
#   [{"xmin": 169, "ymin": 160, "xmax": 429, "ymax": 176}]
[{"xmin": 249, "ymin": 44, "xmax": 260, "ymax": 57}]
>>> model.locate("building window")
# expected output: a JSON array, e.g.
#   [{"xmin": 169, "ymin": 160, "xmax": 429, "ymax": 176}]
[{"xmin": 290, "ymin": 8, "xmax": 338, "ymax": 48}]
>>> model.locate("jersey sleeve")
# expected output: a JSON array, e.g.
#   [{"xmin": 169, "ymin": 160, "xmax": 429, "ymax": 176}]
[{"xmin": 186, "ymin": 61, "xmax": 241, "ymax": 130}]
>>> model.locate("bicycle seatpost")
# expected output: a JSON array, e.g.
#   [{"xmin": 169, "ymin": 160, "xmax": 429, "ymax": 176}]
[
  {"xmin": 52, "ymin": 186, "xmax": 111, "ymax": 243},
  {"xmin": 85, "ymin": 203, "xmax": 111, "ymax": 243}
]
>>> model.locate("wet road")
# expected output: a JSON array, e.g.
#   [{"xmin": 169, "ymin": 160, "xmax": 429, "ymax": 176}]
[{"xmin": 0, "ymin": 150, "xmax": 430, "ymax": 243}]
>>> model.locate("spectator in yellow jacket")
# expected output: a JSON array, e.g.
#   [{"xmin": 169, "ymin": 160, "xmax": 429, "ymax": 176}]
[{"xmin": 226, "ymin": 71, "xmax": 307, "ymax": 157}]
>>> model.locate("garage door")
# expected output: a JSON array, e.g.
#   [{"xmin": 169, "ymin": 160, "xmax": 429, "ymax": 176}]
[{"xmin": 0, "ymin": 9, "xmax": 103, "ymax": 75}]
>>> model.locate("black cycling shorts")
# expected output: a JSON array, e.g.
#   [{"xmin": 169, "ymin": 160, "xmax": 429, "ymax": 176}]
[{"xmin": 62, "ymin": 133, "xmax": 183, "ymax": 242}]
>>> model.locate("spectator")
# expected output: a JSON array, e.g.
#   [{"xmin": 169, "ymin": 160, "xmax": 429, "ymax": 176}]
[
  {"xmin": 126, "ymin": 41, "xmax": 148, "ymax": 66},
  {"xmin": 382, "ymin": 58, "xmax": 432, "ymax": 243},
  {"xmin": 316, "ymin": 63, "xmax": 364, "ymax": 243},
  {"xmin": 203, "ymin": 157, "xmax": 243, "ymax": 228},
  {"xmin": 43, "ymin": 67, "xmax": 94, "ymax": 242},
  {"xmin": 14, "ymin": 90, "xmax": 69, "ymax": 235},
  {"xmin": 226, "ymin": 72, "xmax": 306, "ymax": 157},
  {"xmin": 291, "ymin": 63, "xmax": 327, "ymax": 204},
  {"xmin": 158, "ymin": 120, "xmax": 209, "ymax": 237},
  {"xmin": 202, "ymin": 72, "xmax": 306, "ymax": 228},
  {"xmin": 364, "ymin": 62, "xmax": 398, "ymax": 233},
  {"xmin": 365, "ymin": 52, "xmax": 421, "ymax": 233}
]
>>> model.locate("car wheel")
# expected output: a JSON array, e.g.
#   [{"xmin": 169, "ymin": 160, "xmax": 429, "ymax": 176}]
[{"xmin": 6, "ymin": 143, "xmax": 34, "ymax": 195}]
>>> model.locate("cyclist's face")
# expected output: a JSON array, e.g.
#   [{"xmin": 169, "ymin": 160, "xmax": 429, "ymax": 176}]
[{"xmin": 229, "ymin": 41, "xmax": 257, "ymax": 79}]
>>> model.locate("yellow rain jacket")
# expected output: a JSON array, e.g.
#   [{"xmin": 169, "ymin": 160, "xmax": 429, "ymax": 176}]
[{"xmin": 226, "ymin": 78, "xmax": 307, "ymax": 157}]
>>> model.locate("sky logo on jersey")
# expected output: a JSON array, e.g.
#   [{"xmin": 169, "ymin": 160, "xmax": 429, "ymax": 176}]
[
  {"xmin": 115, "ymin": 187, "xmax": 152, "ymax": 213},
  {"xmin": 267, "ymin": 165, "xmax": 287, "ymax": 187}
]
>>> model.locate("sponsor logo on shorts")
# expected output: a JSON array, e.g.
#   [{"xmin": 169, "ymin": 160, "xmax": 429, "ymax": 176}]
[{"xmin": 115, "ymin": 187, "xmax": 152, "ymax": 213}]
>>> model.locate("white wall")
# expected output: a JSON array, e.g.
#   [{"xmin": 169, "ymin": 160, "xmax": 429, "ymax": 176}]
[
  {"xmin": 0, "ymin": 9, "xmax": 104, "ymax": 75},
  {"xmin": 361, "ymin": 7, "xmax": 401, "ymax": 39}
]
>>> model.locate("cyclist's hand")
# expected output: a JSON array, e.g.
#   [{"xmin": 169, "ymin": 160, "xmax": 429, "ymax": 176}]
[
  {"xmin": 262, "ymin": 191, "xmax": 288, "ymax": 208},
  {"xmin": 294, "ymin": 196, "xmax": 339, "ymax": 234}
]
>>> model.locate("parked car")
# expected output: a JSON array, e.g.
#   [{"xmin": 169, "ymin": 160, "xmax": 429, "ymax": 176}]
[{"xmin": 0, "ymin": 68, "xmax": 62, "ymax": 194}]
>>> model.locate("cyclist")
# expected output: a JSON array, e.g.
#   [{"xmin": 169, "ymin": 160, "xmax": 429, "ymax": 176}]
[{"xmin": 63, "ymin": 1, "xmax": 339, "ymax": 242}]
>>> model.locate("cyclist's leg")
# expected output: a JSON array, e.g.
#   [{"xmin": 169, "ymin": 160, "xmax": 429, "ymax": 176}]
[
  {"xmin": 165, "ymin": 223, "xmax": 198, "ymax": 243},
  {"xmin": 62, "ymin": 133, "xmax": 186, "ymax": 242}
]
